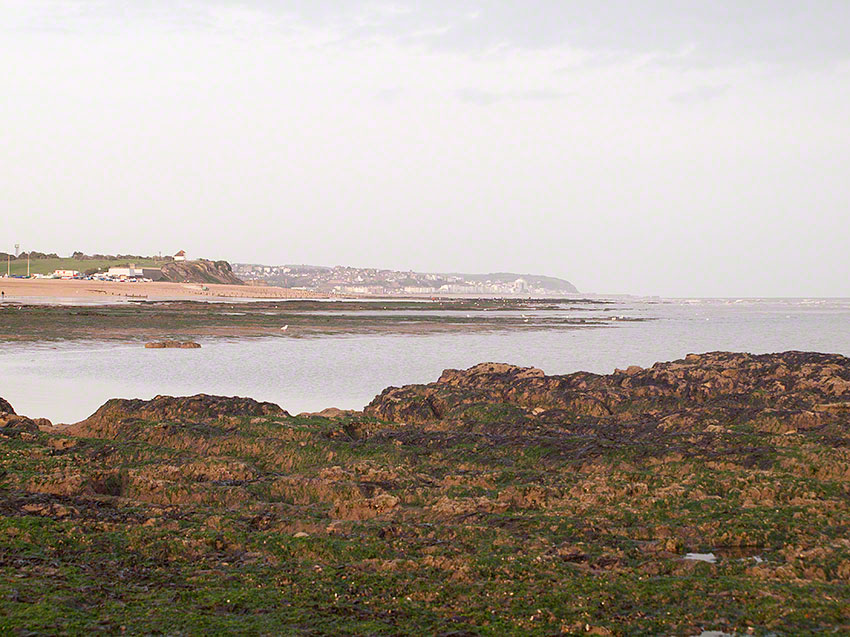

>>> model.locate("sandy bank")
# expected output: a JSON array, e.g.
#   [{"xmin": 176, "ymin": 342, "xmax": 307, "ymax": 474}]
[{"xmin": 0, "ymin": 278, "xmax": 324, "ymax": 301}]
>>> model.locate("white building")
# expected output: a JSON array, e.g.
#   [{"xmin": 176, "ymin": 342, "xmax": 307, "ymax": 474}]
[
  {"xmin": 335, "ymin": 285, "xmax": 386, "ymax": 295},
  {"xmin": 107, "ymin": 265, "xmax": 145, "ymax": 278},
  {"xmin": 174, "ymin": 250, "xmax": 187, "ymax": 262},
  {"xmin": 439, "ymin": 284, "xmax": 484, "ymax": 294},
  {"xmin": 403, "ymin": 286, "xmax": 439, "ymax": 294}
]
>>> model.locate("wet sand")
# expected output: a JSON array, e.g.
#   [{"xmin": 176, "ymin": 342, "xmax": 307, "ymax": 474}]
[
  {"xmin": 0, "ymin": 278, "xmax": 322, "ymax": 301},
  {"xmin": 0, "ymin": 297, "xmax": 611, "ymax": 342}
]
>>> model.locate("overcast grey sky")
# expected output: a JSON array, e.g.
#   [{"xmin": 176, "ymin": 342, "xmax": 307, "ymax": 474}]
[{"xmin": 2, "ymin": 1, "xmax": 849, "ymax": 296}]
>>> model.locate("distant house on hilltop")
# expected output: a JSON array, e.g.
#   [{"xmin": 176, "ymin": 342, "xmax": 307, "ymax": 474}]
[{"xmin": 174, "ymin": 250, "xmax": 187, "ymax": 262}]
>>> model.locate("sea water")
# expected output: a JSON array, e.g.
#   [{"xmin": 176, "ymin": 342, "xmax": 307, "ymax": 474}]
[{"xmin": 2, "ymin": 298, "xmax": 849, "ymax": 423}]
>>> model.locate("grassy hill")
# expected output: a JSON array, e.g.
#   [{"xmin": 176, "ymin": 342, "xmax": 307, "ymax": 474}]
[{"xmin": 2, "ymin": 257, "xmax": 164, "ymax": 277}]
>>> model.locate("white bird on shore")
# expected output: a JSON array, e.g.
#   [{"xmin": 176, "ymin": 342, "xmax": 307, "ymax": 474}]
[{"xmin": 281, "ymin": 325, "xmax": 288, "ymax": 331}]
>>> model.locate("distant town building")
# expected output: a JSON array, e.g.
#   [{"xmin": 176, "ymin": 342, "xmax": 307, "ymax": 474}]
[
  {"xmin": 439, "ymin": 284, "xmax": 483, "ymax": 294},
  {"xmin": 53, "ymin": 269, "xmax": 81, "ymax": 279},
  {"xmin": 403, "ymin": 286, "xmax": 439, "ymax": 294},
  {"xmin": 334, "ymin": 285, "xmax": 387, "ymax": 295},
  {"xmin": 174, "ymin": 250, "xmax": 187, "ymax": 262},
  {"xmin": 231, "ymin": 261, "xmax": 576, "ymax": 296}
]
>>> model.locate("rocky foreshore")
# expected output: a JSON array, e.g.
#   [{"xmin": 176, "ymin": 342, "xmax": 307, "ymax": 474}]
[{"xmin": 1, "ymin": 351, "xmax": 849, "ymax": 635}]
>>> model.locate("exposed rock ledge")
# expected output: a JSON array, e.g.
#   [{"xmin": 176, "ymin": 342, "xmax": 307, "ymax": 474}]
[
  {"xmin": 366, "ymin": 351, "xmax": 850, "ymax": 433},
  {"xmin": 64, "ymin": 394, "xmax": 288, "ymax": 438}
]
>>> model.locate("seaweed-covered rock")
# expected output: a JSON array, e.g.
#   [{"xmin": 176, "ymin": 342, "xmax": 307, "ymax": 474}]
[
  {"xmin": 0, "ymin": 413, "xmax": 40, "ymax": 433},
  {"xmin": 366, "ymin": 351, "xmax": 850, "ymax": 432},
  {"xmin": 0, "ymin": 397, "xmax": 51, "ymax": 433},
  {"xmin": 67, "ymin": 394, "xmax": 287, "ymax": 438}
]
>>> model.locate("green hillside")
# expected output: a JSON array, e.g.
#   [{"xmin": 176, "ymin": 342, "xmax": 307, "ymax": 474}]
[{"xmin": 2, "ymin": 257, "xmax": 163, "ymax": 277}]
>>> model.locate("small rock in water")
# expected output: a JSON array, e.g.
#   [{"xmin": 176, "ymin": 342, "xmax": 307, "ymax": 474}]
[{"xmin": 145, "ymin": 341, "xmax": 201, "ymax": 349}]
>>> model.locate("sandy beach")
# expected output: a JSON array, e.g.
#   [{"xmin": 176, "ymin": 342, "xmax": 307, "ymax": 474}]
[{"xmin": 0, "ymin": 277, "xmax": 323, "ymax": 301}]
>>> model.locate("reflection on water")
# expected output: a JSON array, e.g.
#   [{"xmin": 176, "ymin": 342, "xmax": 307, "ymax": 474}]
[{"xmin": 2, "ymin": 298, "xmax": 850, "ymax": 423}]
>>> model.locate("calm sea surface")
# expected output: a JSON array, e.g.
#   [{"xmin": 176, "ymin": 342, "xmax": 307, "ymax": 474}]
[{"xmin": 2, "ymin": 298, "xmax": 849, "ymax": 423}]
